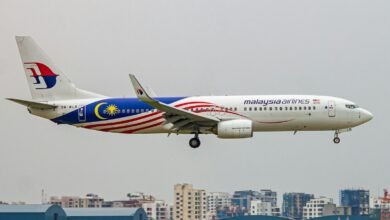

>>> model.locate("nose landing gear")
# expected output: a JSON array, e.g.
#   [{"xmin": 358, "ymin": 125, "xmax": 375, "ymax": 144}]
[
  {"xmin": 333, "ymin": 130, "xmax": 341, "ymax": 144},
  {"xmin": 332, "ymin": 128, "xmax": 352, "ymax": 144},
  {"xmin": 333, "ymin": 136, "xmax": 341, "ymax": 144},
  {"xmin": 189, "ymin": 133, "xmax": 201, "ymax": 148}
]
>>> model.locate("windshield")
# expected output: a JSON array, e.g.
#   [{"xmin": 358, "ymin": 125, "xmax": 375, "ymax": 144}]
[{"xmin": 345, "ymin": 104, "xmax": 359, "ymax": 109}]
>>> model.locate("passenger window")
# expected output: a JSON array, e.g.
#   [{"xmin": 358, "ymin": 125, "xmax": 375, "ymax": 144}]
[
  {"xmin": 304, "ymin": 106, "xmax": 307, "ymax": 110},
  {"xmin": 290, "ymin": 107, "xmax": 293, "ymax": 110},
  {"xmin": 234, "ymin": 107, "xmax": 237, "ymax": 111},
  {"xmin": 254, "ymin": 107, "xmax": 257, "ymax": 111},
  {"xmin": 131, "ymin": 109, "xmax": 135, "ymax": 113},
  {"xmin": 249, "ymin": 107, "xmax": 252, "ymax": 111},
  {"xmin": 299, "ymin": 106, "xmax": 302, "ymax": 110},
  {"xmin": 313, "ymin": 106, "xmax": 316, "ymax": 110},
  {"xmin": 294, "ymin": 107, "xmax": 297, "ymax": 110},
  {"xmin": 264, "ymin": 107, "xmax": 267, "ymax": 111},
  {"xmin": 269, "ymin": 107, "xmax": 272, "ymax": 110},
  {"xmin": 136, "ymin": 109, "xmax": 139, "ymax": 113},
  {"xmin": 244, "ymin": 107, "xmax": 247, "ymax": 111},
  {"xmin": 280, "ymin": 107, "xmax": 283, "ymax": 111},
  {"xmin": 285, "ymin": 107, "xmax": 288, "ymax": 111},
  {"xmin": 308, "ymin": 106, "xmax": 311, "ymax": 110},
  {"xmin": 259, "ymin": 107, "xmax": 262, "ymax": 111}
]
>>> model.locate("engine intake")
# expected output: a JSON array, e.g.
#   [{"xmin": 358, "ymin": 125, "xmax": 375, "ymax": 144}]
[{"xmin": 217, "ymin": 119, "xmax": 253, "ymax": 139}]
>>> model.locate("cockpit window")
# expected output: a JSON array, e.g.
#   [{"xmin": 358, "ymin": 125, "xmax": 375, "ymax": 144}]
[{"xmin": 345, "ymin": 104, "xmax": 359, "ymax": 109}]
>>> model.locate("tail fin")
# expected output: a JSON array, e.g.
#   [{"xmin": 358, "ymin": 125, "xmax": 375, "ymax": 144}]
[{"xmin": 15, "ymin": 36, "xmax": 105, "ymax": 101}]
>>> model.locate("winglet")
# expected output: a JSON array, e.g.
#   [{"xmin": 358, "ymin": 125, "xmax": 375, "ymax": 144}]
[{"xmin": 129, "ymin": 74, "xmax": 155, "ymax": 103}]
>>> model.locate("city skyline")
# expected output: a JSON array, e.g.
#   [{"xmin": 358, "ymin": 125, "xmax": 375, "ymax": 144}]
[
  {"xmin": 3, "ymin": 184, "xmax": 388, "ymax": 220},
  {"xmin": 1, "ymin": 186, "xmax": 380, "ymax": 207}
]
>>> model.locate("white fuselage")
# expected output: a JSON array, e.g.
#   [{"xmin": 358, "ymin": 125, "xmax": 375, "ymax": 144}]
[{"xmin": 29, "ymin": 95, "xmax": 373, "ymax": 135}]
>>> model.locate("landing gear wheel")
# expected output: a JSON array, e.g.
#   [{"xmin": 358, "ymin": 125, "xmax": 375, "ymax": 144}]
[
  {"xmin": 189, "ymin": 137, "xmax": 201, "ymax": 148},
  {"xmin": 333, "ymin": 137, "xmax": 341, "ymax": 144}
]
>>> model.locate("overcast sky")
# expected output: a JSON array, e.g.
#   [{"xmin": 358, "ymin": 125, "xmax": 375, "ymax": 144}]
[{"xmin": 0, "ymin": 0, "xmax": 389, "ymax": 205}]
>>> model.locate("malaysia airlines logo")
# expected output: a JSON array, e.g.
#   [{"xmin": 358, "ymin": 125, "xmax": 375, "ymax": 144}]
[
  {"xmin": 137, "ymin": 88, "xmax": 144, "ymax": 96},
  {"xmin": 24, "ymin": 62, "xmax": 58, "ymax": 89}
]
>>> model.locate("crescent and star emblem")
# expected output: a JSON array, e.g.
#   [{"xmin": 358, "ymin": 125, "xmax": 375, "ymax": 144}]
[{"xmin": 94, "ymin": 102, "xmax": 107, "ymax": 120}]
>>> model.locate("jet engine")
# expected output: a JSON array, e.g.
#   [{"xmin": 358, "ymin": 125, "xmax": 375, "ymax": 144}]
[{"xmin": 216, "ymin": 119, "xmax": 253, "ymax": 139}]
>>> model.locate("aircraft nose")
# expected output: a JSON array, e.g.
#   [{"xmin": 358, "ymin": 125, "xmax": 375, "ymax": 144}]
[{"xmin": 360, "ymin": 109, "xmax": 373, "ymax": 123}]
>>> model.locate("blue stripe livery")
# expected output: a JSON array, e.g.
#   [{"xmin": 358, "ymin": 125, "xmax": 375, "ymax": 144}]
[{"xmin": 52, "ymin": 97, "xmax": 187, "ymax": 125}]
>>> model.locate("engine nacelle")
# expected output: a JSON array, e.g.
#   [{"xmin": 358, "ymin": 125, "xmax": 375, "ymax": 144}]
[{"xmin": 217, "ymin": 119, "xmax": 253, "ymax": 139}]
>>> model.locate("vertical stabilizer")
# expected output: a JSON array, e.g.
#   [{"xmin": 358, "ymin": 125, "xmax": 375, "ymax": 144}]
[{"xmin": 15, "ymin": 36, "xmax": 104, "ymax": 101}]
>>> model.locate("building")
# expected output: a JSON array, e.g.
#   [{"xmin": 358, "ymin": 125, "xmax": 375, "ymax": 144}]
[
  {"xmin": 104, "ymin": 193, "xmax": 156, "ymax": 208},
  {"xmin": 232, "ymin": 191, "xmax": 261, "ymax": 212},
  {"xmin": 0, "ymin": 204, "xmax": 67, "ymax": 220},
  {"xmin": 282, "ymin": 193, "xmax": 314, "ymax": 220},
  {"xmin": 231, "ymin": 190, "xmax": 278, "ymax": 215},
  {"xmin": 50, "ymin": 194, "xmax": 104, "ymax": 208},
  {"xmin": 142, "ymin": 200, "xmax": 171, "ymax": 220},
  {"xmin": 250, "ymin": 200, "xmax": 272, "ymax": 216},
  {"xmin": 370, "ymin": 197, "xmax": 382, "ymax": 210},
  {"xmin": 170, "ymin": 205, "xmax": 174, "ymax": 220},
  {"xmin": 216, "ymin": 205, "xmax": 245, "ymax": 219},
  {"xmin": 207, "ymin": 192, "xmax": 231, "ymax": 219},
  {"xmin": 322, "ymin": 204, "xmax": 352, "ymax": 216},
  {"xmin": 173, "ymin": 184, "xmax": 207, "ymax": 220},
  {"xmin": 271, "ymin": 208, "xmax": 281, "ymax": 217},
  {"xmin": 303, "ymin": 197, "xmax": 333, "ymax": 219},
  {"xmin": 65, "ymin": 207, "xmax": 147, "ymax": 220},
  {"xmin": 259, "ymin": 190, "xmax": 278, "ymax": 208},
  {"xmin": 309, "ymin": 216, "xmax": 371, "ymax": 220},
  {"xmin": 340, "ymin": 189, "xmax": 370, "ymax": 216},
  {"xmin": 0, "ymin": 204, "xmax": 148, "ymax": 220},
  {"xmin": 218, "ymin": 214, "xmax": 291, "ymax": 220}
]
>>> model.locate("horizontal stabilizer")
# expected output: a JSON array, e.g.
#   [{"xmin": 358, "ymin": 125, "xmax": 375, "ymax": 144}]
[{"xmin": 7, "ymin": 98, "xmax": 57, "ymax": 109}]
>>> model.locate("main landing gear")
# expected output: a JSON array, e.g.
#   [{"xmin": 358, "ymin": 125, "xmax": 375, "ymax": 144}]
[{"xmin": 189, "ymin": 133, "xmax": 201, "ymax": 149}]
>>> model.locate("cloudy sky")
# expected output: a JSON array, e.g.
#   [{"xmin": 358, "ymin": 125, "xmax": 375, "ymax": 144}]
[{"xmin": 0, "ymin": 0, "xmax": 389, "ymax": 204}]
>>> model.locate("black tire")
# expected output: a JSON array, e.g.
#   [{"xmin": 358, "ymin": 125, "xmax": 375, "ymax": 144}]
[
  {"xmin": 333, "ymin": 137, "xmax": 341, "ymax": 144},
  {"xmin": 189, "ymin": 138, "xmax": 201, "ymax": 148}
]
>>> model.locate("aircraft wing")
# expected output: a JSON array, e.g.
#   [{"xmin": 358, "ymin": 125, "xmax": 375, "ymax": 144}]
[{"xmin": 129, "ymin": 74, "xmax": 220, "ymax": 131}]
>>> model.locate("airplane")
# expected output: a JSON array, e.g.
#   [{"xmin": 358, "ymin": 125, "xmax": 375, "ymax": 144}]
[{"xmin": 8, "ymin": 36, "xmax": 373, "ymax": 148}]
